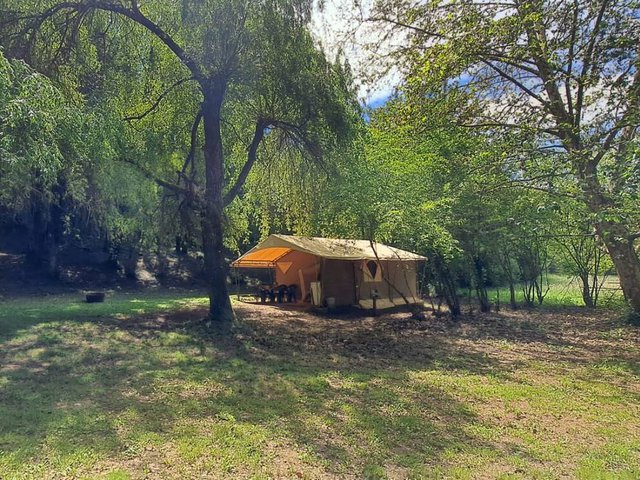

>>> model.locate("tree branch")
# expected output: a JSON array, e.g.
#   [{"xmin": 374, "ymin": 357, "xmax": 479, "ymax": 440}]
[
  {"xmin": 27, "ymin": 1, "xmax": 204, "ymax": 81},
  {"xmin": 367, "ymin": 15, "xmax": 446, "ymax": 38},
  {"xmin": 119, "ymin": 158, "xmax": 190, "ymax": 197},
  {"xmin": 565, "ymin": 0, "xmax": 579, "ymax": 123},
  {"xmin": 484, "ymin": 51, "xmax": 541, "ymax": 77},
  {"xmin": 457, "ymin": 120, "xmax": 559, "ymax": 137},
  {"xmin": 576, "ymin": 0, "xmax": 610, "ymax": 123},
  {"xmin": 223, "ymin": 120, "xmax": 266, "ymax": 206},
  {"xmin": 180, "ymin": 108, "xmax": 203, "ymax": 179},
  {"xmin": 124, "ymin": 76, "xmax": 193, "ymax": 122},
  {"xmin": 485, "ymin": 171, "xmax": 577, "ymax": 199},
  {"xmin": 480, "ymin": 58, "xmax": 549, "ymax": 107},
  {"xmin": 517, "ymin": 3, "xmax": 574, "ymax": 137},
  {"xmin": 592, "ymin": 63, "xmax": 640, "ymax": 166},
  {"xmin": 268, "ymin": 119, "xmax": 322, "ymax": 159}
]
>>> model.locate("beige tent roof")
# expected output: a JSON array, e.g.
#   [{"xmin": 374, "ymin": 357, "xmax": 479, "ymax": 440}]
[{"xmin": 232, "ymin": 234, "xmax": 426, "ymax": 268}]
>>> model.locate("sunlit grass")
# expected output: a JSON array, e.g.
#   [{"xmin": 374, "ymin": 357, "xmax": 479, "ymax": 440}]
[
  {"xmin": 0, "ymin": 291, "xmax": 638, "ymax": 478},
  {"xmin": 0, "ymin": 291, "xmax": 208, "ymax": 336},
  {"xmin": 481, "ymin": 274, "xmax": 625, "ymax": 309}
]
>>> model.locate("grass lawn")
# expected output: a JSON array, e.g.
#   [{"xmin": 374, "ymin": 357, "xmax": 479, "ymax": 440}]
[
  {"xmin": 476, "ymin": 274, "xmax": 625, "ymax": 309},
  {"xmin": 1, "ymin": 291, "xmax": 639, "ymax": 479}
]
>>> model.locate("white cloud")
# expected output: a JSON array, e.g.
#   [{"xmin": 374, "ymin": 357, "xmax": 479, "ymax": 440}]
[{"xmin": 311, "ymin": 0, "xmax": 403, "ymax": 107}]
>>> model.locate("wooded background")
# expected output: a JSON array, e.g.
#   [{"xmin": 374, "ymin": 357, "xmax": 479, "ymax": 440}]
[{"xmin": 0, "ymin": 0, "xmax": 638, "ymax": 322}]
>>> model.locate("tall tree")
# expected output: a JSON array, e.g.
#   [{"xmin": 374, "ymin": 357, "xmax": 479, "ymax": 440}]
[
  {"xmin": 366, "ymin": 0, "xmax": 640, "ymax": 313},
  {"xmin": 313, "ymin": 97, "xmax": 528, "ymax": 315},
  {"xmin": 2, "ymin": 0, "xmax": 358, "ymax": 326}
]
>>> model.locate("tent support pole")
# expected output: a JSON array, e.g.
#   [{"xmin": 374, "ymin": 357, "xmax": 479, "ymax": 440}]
[
  {"xmin": 352, "ymin": 262, "xmax": 358, "ymax": 305},
  {"xmin": 235, "ymin": 267, "xmax": 240, "ymax": 301}
]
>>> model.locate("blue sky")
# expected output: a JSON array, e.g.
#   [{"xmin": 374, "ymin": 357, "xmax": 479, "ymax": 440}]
[{"xmin": 311, "ymin": 0, "xmax": 400, "ymax": 109}]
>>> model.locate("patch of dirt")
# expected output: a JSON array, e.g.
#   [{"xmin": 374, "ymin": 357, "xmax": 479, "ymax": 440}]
[
  {"xmin": 113, "ymin": 300, "xmax": 639, "ymax": 380},
  {"xmin": 88, "ymin": 429, "xmax": 333, "ymax": 480},
  {"xmin": 227, "ymin": 303, "xmax": 639, "ymax": 374},
  {"xmin": 212, "ymin": 303, "xmax": 637, "ymax": 478},
  {"xmin": 4, "ymin": 296, "xmax": 639, "ymax": 479}
]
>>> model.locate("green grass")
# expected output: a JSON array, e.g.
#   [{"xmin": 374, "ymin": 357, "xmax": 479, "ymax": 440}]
[
  {"xmin": 1, "ymin": 291, "xmax": 639, "ymax": 479},
  {"xmin": 0, "ymin": 291, "xmax": 208, "ymax": 335},
  {"xmin": 480, "ymin": 274, "xmax": 625, "ymax": 309}
]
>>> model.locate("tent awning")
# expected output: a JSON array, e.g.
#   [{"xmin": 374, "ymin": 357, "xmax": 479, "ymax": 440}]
[
  {"xmin": 231, "ymin": 234, "xmax": 426, "ymax": 269},
  {"xmin": 231, "ymin": 247, "xmax": 291, "ymax": 268}
]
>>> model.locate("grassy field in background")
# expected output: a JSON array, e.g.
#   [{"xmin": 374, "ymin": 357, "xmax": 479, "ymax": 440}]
[
  {"xmin": 1, "ymin": 290, "xmax": 639, "ymax": 479},
  {"xmin": 476, "ymin": 274, "xmax": 625, "ymax": 309}
]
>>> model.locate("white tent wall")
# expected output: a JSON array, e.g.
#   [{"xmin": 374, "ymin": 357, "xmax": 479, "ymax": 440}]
[{"xmin": 385, "ymin": 261, "xmax": 418, "ymax": 301}]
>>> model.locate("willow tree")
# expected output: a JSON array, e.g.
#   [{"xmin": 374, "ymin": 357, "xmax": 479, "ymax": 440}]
[
  {"xmin": 0, "ymin": 46, "xmax": 125, "ymax": 275},
  {"xmin": 364, "ymin": 0, "xmax": 640, "ymax": 313},
  {"xmin": 2, "ymin": 0, "xmax": 358, "ymax": 325}
]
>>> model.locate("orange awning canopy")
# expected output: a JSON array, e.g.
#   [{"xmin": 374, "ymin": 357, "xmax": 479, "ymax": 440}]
[{"xmin": 231, "ymin": 247, "xmax": 291, "ymax": 268}]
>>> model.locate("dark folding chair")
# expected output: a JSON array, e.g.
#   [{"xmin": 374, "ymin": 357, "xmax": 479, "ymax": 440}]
[
  {"xmin": 286, "ymin": 284, "xmax": 297, "ymax": 303},
  {"xmin": 259, "ymin": 286, "xmax": 268, "ymax": 304},
  {"xmin": 276, "ymin": 285, "xmax": 288, "ymax": 303}
]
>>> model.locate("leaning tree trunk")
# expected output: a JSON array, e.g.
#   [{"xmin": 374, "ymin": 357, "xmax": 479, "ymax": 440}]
[
  {"xmin": 201, "ymin": 85, "xmax": 234, "ymax": 327},
  {"xmin": 576, "ymin": 160, "xmax": 640, "ymax": 313},
  {"xmin": 597, "ymin": 220, "xmax": 640, "ymax": 312}
]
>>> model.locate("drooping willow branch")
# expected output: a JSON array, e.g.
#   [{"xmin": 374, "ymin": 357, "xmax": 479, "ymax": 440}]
[
  {"xmin": 223, "ymin": 119, "xmax": 267, "ymax": 206},
  {"xmin": 124, "ymin": 76, "xmax": 194, "ymax": 122},
  {"xmin": 180, "ymin": 108, "xmax": 203, "ymax": 180},
  {"xmin": 21, "ymin": 1, "xmax": 205, "ymax": 81}
]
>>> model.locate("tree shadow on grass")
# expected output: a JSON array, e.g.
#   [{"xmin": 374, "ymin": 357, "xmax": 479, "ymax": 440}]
[
  {"xmin": 231, "ymin": 303, "xmax": 615, "ymax": 376},
  {"xmin": 0, "ymin": 299, "xmax": 637, "ymax": 477},
  {"xmin": 0, "ymin": 309, "xmax": 509, "ymax": 477}
]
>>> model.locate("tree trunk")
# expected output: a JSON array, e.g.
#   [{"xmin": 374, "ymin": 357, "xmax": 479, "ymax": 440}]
[
  {"xmin": 579, "ymin": 273, "xmax": 595, "ymax": 308},
  {"xmin": 473, "ymin": 257, "xmax": 491, "ymax": 312},
  {"xmin": 597, "ymin": 220, "xmax": 640, "ymax": 312},
  {"xmin": 575, "ymin": 160, "xmax": 640, "ymax": 313},
  {"xmin": 201, "ymin": 85, "xmax": 234, "ymax": 327},
  {"xmin": 476, "ymin": 286, "xmax": 490, "ymax": 312},
  {"xmin": 122, "ymin": 246, "xmax": 139, "ymax": 280},
  {"xmin": 509, "ymin": 282, "xmax": 517, "ymax": 309},
  {"xmin": 46, "ymin": 201, "xmax": 65, "ymax": 278},
  {"xmin": 44, "ymin": 241, "xmax": 60, "ymax": 278},
  {"xmin": 441, "ymin": 274, "xmax": 461, "ymax": 317},
  {"xmin": 27, "ymin": 182, "xmax": 65, "ymax": 278}
]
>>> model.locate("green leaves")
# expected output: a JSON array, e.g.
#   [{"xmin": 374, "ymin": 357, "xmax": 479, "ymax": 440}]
[{"xmin": 0, "ymin": 52, "xmax": 66, "ymax": 207}]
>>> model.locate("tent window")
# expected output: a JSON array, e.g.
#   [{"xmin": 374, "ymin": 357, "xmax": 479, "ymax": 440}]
[
  {"xmin": 362, "ymin": 260, "xmax": 382, "ymax": 282},
  {"xmin": 277, "ymin": 262, "xmax": 293, "ymax": 274}
]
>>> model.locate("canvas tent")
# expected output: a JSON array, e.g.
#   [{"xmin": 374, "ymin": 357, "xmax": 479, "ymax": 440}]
[{"xmin": 232, "ymin": 234, "xmax": 426, "ymax": 309}]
